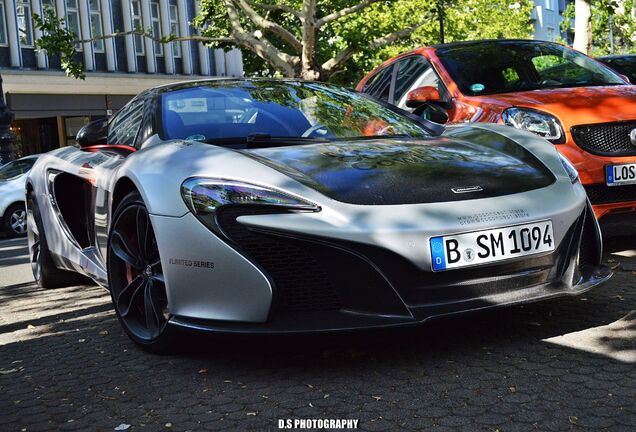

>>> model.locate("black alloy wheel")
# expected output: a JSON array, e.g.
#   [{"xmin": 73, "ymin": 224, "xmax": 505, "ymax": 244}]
[{"xmin": 108, "ymin": 192, "xmax": 174, "ymax": 351}]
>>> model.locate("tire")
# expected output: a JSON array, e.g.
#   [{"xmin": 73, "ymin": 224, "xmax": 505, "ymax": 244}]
[
  {"xmin": 3, "ymin": 203, "xmax": 27, "ymax": 237},
  {"xmin": 107, "ymin": 191, "xmax": 178, "ymax": 354},
  {"xmin": 27, "ymin": 195, "xmax": 88, "ymax": 288}
]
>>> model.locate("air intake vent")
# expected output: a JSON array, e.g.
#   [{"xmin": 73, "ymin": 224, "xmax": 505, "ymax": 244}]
[{"xmin": 216, "ymin": 207, "xmax": 342, "ymax": 312}]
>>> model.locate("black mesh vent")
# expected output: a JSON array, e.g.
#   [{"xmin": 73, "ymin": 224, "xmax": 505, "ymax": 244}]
[
  {"xmin": 578, "ymin": 205, "xmax": 601, "ymax": 273},
  {"xmin": 584, "ymin": 183, "xmax": 636, "ymax": 204},
  {"xmin": 216, "ymin": 207, "xmax": 342, "ymax": 312},
  {"xmin": 571, "ymin": 121, "xmax": 636, "ymax": 156}
]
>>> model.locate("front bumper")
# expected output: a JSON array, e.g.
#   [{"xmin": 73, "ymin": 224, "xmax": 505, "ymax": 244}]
[
  {"xmin": 559, "ymin": 137, "xmax": 636, "ymax": 220},
  {"xmin": 169, "ymin": 203, "xmax": 611, "ymax": 334}
]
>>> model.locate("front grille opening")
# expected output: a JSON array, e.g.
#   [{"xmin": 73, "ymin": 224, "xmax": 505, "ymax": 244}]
[
  {"xmin": 571, "ymin": 121, "xmax": 636, "ymax": 156},
  {"xmin": 216, "ymin": 207, "xmax": 342, "ymax": 312},
  {"xmin": 584, "ymin": 184, "xmax": 636, "ymax": 205},
  {"xmin": 578, "ymin": 205, "xmax": 601, "ymax": 274}
]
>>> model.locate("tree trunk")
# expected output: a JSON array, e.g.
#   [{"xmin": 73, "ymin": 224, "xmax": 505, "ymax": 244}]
[
  {"xmin": 300, "ymin": 0, "xmax": 320, "ymax": 80},
  {"xmin": 573, "ymin": 0, "xmax": 592, "ymax": 54}
]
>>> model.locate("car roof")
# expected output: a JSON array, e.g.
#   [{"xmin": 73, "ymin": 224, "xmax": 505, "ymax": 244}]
[
  {"xmin": 597, "ymin": 54, "xmax": 636, "ymax": 60},
  {"xmin": 147, "ymin": 78, "xmax": 318, "ymax": 95},
  {"xmin": 430, "ymin": 39, "xmax": 558, "ymax": 50}
]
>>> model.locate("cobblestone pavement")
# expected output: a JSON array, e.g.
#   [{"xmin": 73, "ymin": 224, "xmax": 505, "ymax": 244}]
[{"xmin": 1, "ymin": 236, "xmax": 635, "ymax": 432}]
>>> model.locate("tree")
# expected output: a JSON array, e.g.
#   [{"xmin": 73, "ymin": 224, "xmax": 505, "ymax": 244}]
[
  {"xmin": 563, "ymin": 0, "xmax": 636, "ymax": 55},
  {"xmin": 34, "ymin": 1, "xmax": 534, "ymax": 85},
  {"xmin": 573, "ymin": 0, "xmax": 593, "ymax": 53},
  {"xmin": 193, "ymin": 0, "xmax": 438, "ymax": 81}
]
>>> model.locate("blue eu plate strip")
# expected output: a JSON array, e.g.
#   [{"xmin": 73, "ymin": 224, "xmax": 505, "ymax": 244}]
[
  {"xmin": 606, "ymin": 165, "xmax": 614, "ymax": 184},
  {"xmin": 430, "ymin": 236, "xmax": 446, "ymax": 271}
]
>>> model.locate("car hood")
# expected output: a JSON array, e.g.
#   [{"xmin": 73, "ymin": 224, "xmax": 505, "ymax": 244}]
[
  {"xmin": 243, "ymin": 137, "xmax": 555, "ymax": 205},
  {"xmin": 469, "ymin": 85, "xmax": 636, "ymax": 127}
]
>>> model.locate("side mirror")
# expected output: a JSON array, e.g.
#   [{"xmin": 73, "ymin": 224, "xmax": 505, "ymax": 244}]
[
  {"xmin": 406, "ymin": 86, "xmax": 442, "ymax": 108},
  {"xmin": 76, "ymin": 118, "xmax": 108, "ymax": 148},
  {"xmin": 618, "ymin": 73, "xmax": 632, "ymax": 84}
]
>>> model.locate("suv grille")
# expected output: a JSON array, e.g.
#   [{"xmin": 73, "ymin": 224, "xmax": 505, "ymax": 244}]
[
  {"xmin": 571, "ymin": 121, "xmax": 636, "ymax": 156},
  {"xmin": 584, "ymin": 184, "xmax": 636, "ymax": 205}
]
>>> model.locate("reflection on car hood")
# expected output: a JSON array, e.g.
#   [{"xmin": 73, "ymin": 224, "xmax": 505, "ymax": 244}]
[
  {"xmin": 243, "ymin": 137, "xmax": 555, "ymax": 205},
  {"xmin": 471, "ymin": 85, "xmax": 636, "ymax": 126}
]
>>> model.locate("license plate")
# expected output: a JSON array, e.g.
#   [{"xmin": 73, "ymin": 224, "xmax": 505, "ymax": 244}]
[
  {"xmin": 430, "ymin": 220, "xmax": 554, "ymax": 271},
  {"xmin": 606, "ymin": 163, "xmax": 636, "ymax": 186}
]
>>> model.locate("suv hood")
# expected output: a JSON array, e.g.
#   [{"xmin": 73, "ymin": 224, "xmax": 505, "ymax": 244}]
[
  {"xmin": 244, "ymin": 138, "xmax": 555, "ymax": 205},
  {"xmin": 472, "ymin": 85, "xmax": 636, "ymax": 127}
]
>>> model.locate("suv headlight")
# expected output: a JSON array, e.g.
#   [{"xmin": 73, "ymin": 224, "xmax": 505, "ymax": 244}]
[
  {"xmin": 181, "ymin": 178, "xmax": 320, "ymax": 230},
  {"xmin": 559, "ymin": 154, "xmax": 579, "ymax": 183},
  {"xmin": 502, "ymin": 108, "xmax": 565, "ymax": 143}
]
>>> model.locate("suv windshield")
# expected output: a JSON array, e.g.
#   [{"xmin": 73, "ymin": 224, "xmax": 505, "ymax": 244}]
[
  {"xmin": 436, "ymin": 41, "xmax": 626, "ymax": 96},
  {"xmin": 161, "ymin": 81, "xmax": 429, "ymax": 143}
]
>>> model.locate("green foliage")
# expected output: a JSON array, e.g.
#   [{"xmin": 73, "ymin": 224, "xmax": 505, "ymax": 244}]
[
  {"xmin": 194, "ymin": 0, "xmax": 534, "ymax": 86},
  {"xmin": 562, "ymin": 0, "xmax": 636, "ymax": 55},
  {"xmin": 32, "ymin": 8, "xmax": 85, "ymax": 79}
]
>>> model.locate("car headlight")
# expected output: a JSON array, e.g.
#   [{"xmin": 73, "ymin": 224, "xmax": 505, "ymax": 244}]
[
  {"xmin": 181, "ymin": 178, "xmax": 320, "ymax": 230},
  {"xmin": 559, "ymin": 154, "xmax": 579, "ymax": 183},
  {"xmin": 502, "ymin": 108, "xmax": 565, "ymax": 143}
]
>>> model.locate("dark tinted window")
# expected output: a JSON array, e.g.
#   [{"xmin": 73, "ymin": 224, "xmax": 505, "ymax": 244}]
[
  {"xmin": 436, "ymin": 41, "xmax": 625, "ymax": 96},
  {"xmin": 600, "ymin": 57, "xmax": 636, "ymax": 83},
  {"xmin": 361, "ymin": 65, "xmax": 394, "ymax": 101},
  {"xmin": 161, "ymin": 81, "xmax": 428, "ymax": 142},
  {"xmin": 108, "ymin": 100, "xmax": 145, "ymax": 146},
  {"xmin": 393, "ymin": 55, "xmax": 440, "ymax": 109},
  {"xmin": 0, "ymin": 159, "xmax": 36, "ymax": 180}
]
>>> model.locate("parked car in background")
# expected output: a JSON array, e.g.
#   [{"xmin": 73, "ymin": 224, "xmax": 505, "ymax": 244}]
[
  {"xmin": 0, "ymin": 155, "xmax": 39, "ymax": 237},
  {"xmin": 357, "ymin": 40, "xmax": 636, "ymax": 223},
  {"xmin": 597, "ymin": 54, "xmax": 636, "ymax": 84},
  {"xmin": 26, "ymin": 79, "xmax": 609, "ymax": 352}
]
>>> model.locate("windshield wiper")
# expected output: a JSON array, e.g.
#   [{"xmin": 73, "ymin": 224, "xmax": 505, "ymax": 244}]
[{"xmin": 204, "ymin": 133, "xmax": 330, "ymax": 148}]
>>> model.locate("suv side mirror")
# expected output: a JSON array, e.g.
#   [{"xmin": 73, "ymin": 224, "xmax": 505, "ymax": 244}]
[
  {"xmin": 406, "ymin": 86, "xmax": 442, "ymax": 108},
  {"xmin": 77, "ymin": 118, "xmax": 108, "ymax": 148}
]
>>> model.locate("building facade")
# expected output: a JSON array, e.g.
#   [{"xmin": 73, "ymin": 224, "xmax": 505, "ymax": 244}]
[
  {"xmin": 532, "ymin": 0, "xmax": 574, "ymax": 43},
  {"xmin": 0, "ymin": 0, "xmax": 243, "ymax": 156}
]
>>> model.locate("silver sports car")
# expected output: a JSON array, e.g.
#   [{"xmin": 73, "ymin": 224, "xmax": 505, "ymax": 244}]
[{"xmin": 25, "ymin": 79, "xmax": 610, "ymax": 352}]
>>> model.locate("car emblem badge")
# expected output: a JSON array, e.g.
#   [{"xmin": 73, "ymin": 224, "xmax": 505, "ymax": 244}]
[
  {"xmin": 451, "ymin": 185, "xmax": 483, "ymax": 194},
  {"xmin": 630, "ymin": 128, "xmax": 636, "ymax": 147}
]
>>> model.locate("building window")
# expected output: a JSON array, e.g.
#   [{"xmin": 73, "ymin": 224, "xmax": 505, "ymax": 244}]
[
  {"xmin": 150, "ymin": 1, "xmax": 163, "ymax": 56},
  {"xmin": 545, "ymin": 0, "xmax": 555, "ymax": 11},
  {"xmin": 169, "ymin": 5, "xmax": 180, "ymax": 58},
  {"xmin": 66, "ymin": 0, "xmax": 83, "ymax": 50},
  {"xmin": 16, "ymin": 0, "xmax": 34, "ymax": 47},
  {"xmin": 131, "ymin": 0, "xmax": 144, "ymax": 55},
  {"xmin": 546, "ymin": 27, "xmax": 556, "ymax": 41},
  {"xmin": 0, "ymin": 1, "xmax": 7, "ymax": 46},
  {"xmin": 89, "ymin": 0, "xmax": 104, "ymax": 52},
  {"xmin": 64, "ymin": 117, "xmax": 91, "ymax": 147}
]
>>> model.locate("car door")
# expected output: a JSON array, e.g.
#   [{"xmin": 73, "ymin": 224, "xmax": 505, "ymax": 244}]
[
  {"xmin": 361, "ymin": 64, "xmax": 395, "ymax": 103},
  {"xmin": 93, "ymin": 98, "xmax": 148, "ymax": 263},
  {"xmin": 392, "ymin": 55, "xmax": 444, "ymax": 110}
]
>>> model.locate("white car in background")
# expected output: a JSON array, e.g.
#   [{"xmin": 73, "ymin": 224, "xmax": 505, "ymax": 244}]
[{"xmin": 0, "ymin": 155, "xmax": 39, "ymax": 237}]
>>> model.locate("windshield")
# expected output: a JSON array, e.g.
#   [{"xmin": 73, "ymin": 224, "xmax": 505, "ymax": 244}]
[
  {"xmin": 161, "ymin": 81, "xmax": 429, "ymax": 143},
  {"xmin": 436, "ymin": 41, "xmax": 626, "ymax": 96},
  {"xmin": 0, "ymin": 158, "xmax": 35, "ymax": 181}
]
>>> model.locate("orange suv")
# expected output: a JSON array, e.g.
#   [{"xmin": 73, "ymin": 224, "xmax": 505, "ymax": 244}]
[{"xmin": 357, "ymin": 40, "xmax": 636, "ymax": 222}]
